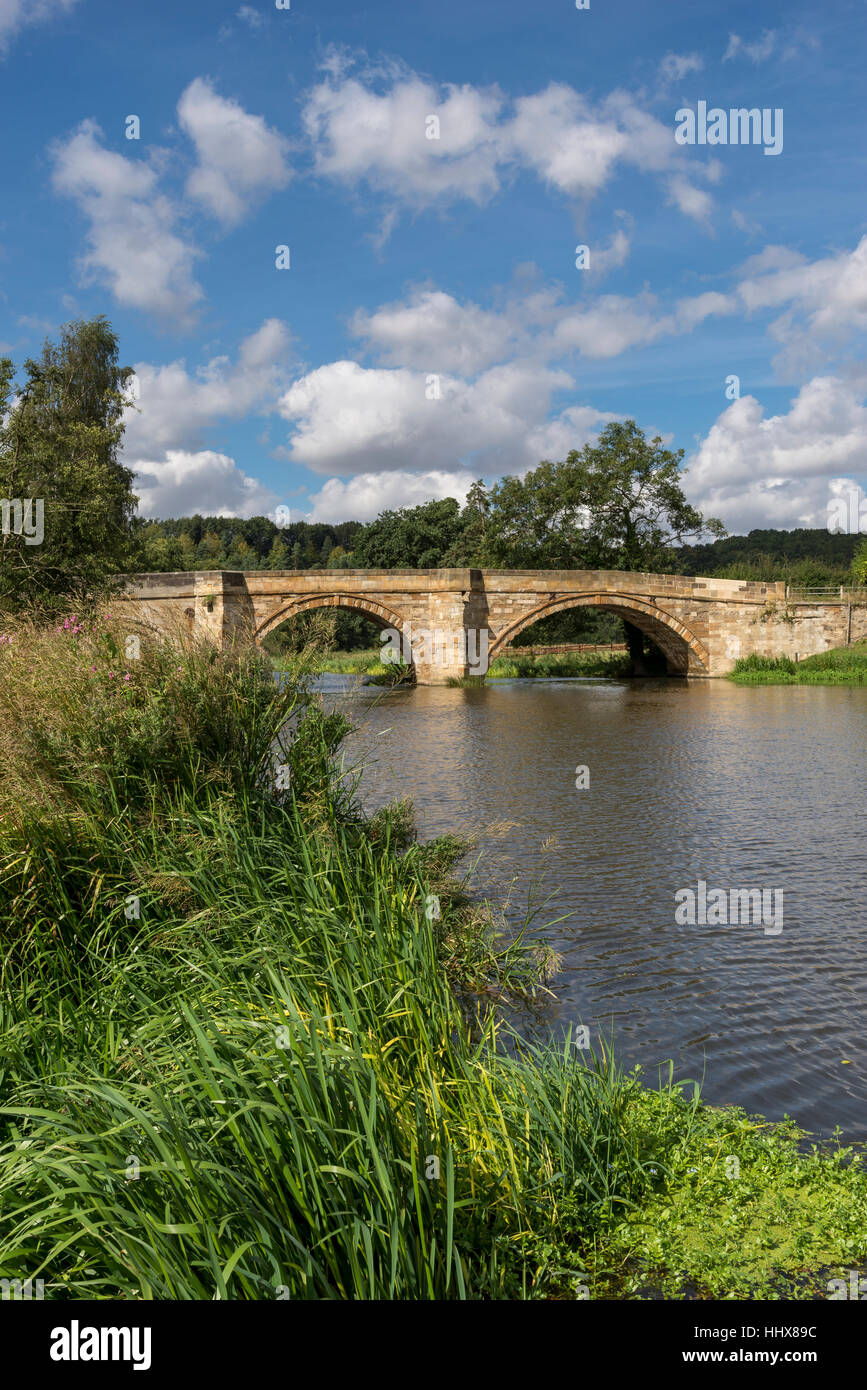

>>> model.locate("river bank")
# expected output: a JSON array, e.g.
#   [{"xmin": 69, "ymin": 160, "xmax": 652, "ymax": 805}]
[
  {"xmin": 728, "ymin": 642, "xmax": 867, "ymax": 684},
  {"xmin": 1, "ymin": 619, "xmax": 866, "ymax": 1299},
  {"xmin": 298, "ymin": 637, "xmax": 867, "ymax": 685},
  {"xmin": 279, "ymin": 647, "xmax": 632, "ymax": 680}
]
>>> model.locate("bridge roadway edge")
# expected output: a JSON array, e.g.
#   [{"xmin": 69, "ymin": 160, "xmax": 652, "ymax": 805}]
[{"xmin": 115, "ymin": 569, "xmax": 866, "ymax": 683}]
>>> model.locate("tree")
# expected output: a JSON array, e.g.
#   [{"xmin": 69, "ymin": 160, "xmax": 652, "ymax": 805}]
[
  {"xmin": 353, "ymin": 498, "xmax": 463, "ymax": 568},
  {"xmin": 197, "ymin": 530, "xmax": 226, "ymax": 568},
  {"xmin": 241, "ymin": 514, "xmax": 278, "ymax": 558},
  {"xmin": 483, "ymin": 420, "xmax": 725, "ymax": 671},
  {"xmin": 139, "ymin": 531, "xmax": 186, "ymax": 572},
  {"xmin": 0, "ymin": 317, "xmax": 138, "ymax": 610},
  {"xmin": 327, "ymin": 545, "xmax": 355, "ymax": 568},
  {"xmin": 267, "ymin": 534, "xmax": 290, "ymax": 570},
  {"xmin": 178, "ymin": 532, "xmax": 196, "ymax": 569},
  {"xmin": 484, "ymin": 421, "xmax": 723, "ymax": 570},
  {"xmin": 225, "ymin": 536, "xmax": 254, "ymax": 571},
  {"xmin": 443, "ymin": 479, "xmax": 489, "ymax": 565},
  {"xmin": 853, "ymin": 538, "xmax": 867, "ymax": 586}
]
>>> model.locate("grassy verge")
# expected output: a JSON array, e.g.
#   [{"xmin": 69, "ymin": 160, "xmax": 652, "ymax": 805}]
[
  {"xmin": 489, "ymin": 651, "xmax": 631, "ymax": 679},
  {"xmin": 729, "ymin": 642, "xmax": 867, "ymax": 684},
  {"xmin": 272, "ymin": 649, "xmax": 414, "ymax": 685},
  {"xmin": 315, "ymin": 648, "xmax": 381, "ymax": 674},
  {"xmin": 275, "ymin": 649, "xmax": 631, "ymax": 681},
  {"xmin": 1, "ymin": 615, "xmax": 865, "ymax": 1299}
]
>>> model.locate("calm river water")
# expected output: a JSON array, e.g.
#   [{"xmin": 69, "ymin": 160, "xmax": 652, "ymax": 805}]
[{"xmin": 319, "ymin": 674, "xmax": 867, "ymax": 1141}]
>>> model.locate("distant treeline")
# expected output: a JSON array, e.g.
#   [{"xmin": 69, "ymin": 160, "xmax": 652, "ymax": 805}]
[
  {"xmin": 134, "ymin": 511, "xmax": 861, "ymax": 586},
  {"xmin": 132, "ymin": 515, "xmax": 364, "ymax": 574},
  {"xmin": 677, "ymin": 528, "xmax": 861, "ymax": 584}
]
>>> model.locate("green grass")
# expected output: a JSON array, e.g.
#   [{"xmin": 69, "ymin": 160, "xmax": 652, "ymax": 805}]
[
  {"xmin": 274, "ymin": 649, "xmax": 632, "ymax": 681},
  {"xmin": 316, "ymin": 648, "xmax": 382, "ymax": 674},
  {"xmin": 729, "ymin": 642, "xmax": 867, "ymax": 684},
  {"xmin": 0, "ymin": 615, "xmax": 866, "ymax": 1300},
  {"xmin": 363, "ymin": 660, "xmax": 415, "ymax": 687},
  {"xmin": 272, "ymin": 650, "xmax": 414, "ymax": 685},
  {"xmin": 489, "ymin": 651, "xmax": 632, "ymax": 679}
]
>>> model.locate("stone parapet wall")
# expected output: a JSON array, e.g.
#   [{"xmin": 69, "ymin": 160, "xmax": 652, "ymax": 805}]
[{"xmin": 115, "ymin": 570, "xmax": 859, "ymax": 684}]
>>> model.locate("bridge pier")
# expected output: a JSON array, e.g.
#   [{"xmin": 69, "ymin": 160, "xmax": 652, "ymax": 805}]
[
  {"xmin": 408, "ymin": 576, "xmax": 491, "ymax": 684},
  {"xmin": 192, "ymin": 571, "xmax": 256, "ymax": 647}
]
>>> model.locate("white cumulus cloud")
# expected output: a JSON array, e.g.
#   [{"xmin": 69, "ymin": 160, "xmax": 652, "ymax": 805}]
[
  {"xmin": 351, "ymin": 273, "xmax": 738, "ymax": 375},
  {"xmin": 0, "ymin": 0, "xmax": 78, "ymax": 55},
  {"xmin": 352, "ymin": 289, "xmax": 518, "ymax": 374},
  {"xmin": 302, "ymin": 56, "xmax": 719, "ymax": 227},
  {"xmin": 307, "ymin": 469, "xmax": 478, "ymax": 523},
  {"xmin": 178, "ymin": 77, "xmax": 292, "ymax": 227},
  {"xmin": 686, "ymin": 377, "xmax": 867, "ymax": 532},
  {"xmin": 277, "ymin": 358, "xmax": 610, "ymax": 476},
  {"xmin": 133, "ymin": 449, "xmax": 280, "ymax": 519},
  {"xmin": 122, "ymin": 321, "xmax": 291, "ymax": 517},
  {"xmin": 123, "ymin": 318, "xmax": 292, "ymax": 459},
  {"xmin": 304, "ymin": 65, "xmax": 505, "ymax": 205},
  {"xmin": 51, "ymin": 120, "xmax": 204, "ymax": 328}
]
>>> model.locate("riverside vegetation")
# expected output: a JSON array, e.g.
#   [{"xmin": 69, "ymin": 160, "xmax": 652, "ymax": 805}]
[
  {"xmin": 729, "ymin": 641, "xmax": 867, "ymax": 685},
  {"xmin": 282, "ymin": 647, "xmax": 632, "ymax": 681},
  {"xmin": 309, "ymin": 636, "xmax": 867, "ymax": 687},
  {"xmin": 1, "ymin": 616, "xmax": 867, "ymax": 1301}
]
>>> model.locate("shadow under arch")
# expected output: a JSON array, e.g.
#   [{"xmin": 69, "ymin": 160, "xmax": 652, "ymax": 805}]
[
  {"xmin": 254, "ymin": 592, "xmax": 415, "ymax": 665},
  {"xmin": 489, "ymin": 592, "xmax": 710, "ymax": 675}
]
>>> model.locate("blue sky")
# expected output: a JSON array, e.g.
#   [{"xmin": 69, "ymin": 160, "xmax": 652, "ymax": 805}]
[{"xmin": 1, "ymin": 0, "xmax": 865, "ymax": 533}]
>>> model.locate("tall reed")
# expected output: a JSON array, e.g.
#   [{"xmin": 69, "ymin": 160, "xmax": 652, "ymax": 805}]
[{"xmin": 2, "ymin": 616, "xmax": 865, "ymax": 1300}]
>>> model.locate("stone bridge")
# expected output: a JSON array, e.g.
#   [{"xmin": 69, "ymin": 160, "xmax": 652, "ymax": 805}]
[{"xmin": 117, "ymin": 568, "xmax": 867, "ymax": 683}]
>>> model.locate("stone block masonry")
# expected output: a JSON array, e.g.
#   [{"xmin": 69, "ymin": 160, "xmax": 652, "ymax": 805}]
[{"xmin": 116, "ymin": 569, "xmax": 867, "ymax": 685}]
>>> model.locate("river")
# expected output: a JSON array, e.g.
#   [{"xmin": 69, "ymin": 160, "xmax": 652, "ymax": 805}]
[{"xmin": 318, "ymin": 673, "xmax": 867, "ymax": 1142}]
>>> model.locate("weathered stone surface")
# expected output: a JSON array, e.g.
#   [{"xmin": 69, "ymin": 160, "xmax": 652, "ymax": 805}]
[{"xmin": 116, "ymin": 569, "xmax": 867, "ymax": 684}]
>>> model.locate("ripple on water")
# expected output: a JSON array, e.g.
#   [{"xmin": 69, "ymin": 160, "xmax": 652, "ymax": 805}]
[{"xmin": 321, "ymin": 675, "xmax": 867, "ymax": 1140}]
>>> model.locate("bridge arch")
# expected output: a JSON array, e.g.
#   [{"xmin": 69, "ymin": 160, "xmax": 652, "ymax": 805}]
[
  {"xmin": 254, "ymin": 592, "xmax": 414, "ymax": 658},
  {"xmin": 489, "ymin": 592, "xmax": 710, "ymax": 675}
]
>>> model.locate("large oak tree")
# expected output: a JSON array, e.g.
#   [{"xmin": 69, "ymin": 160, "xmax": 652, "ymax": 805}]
[{"xmin": 481, "ymin": 420, "xmax": 725, "ymax": 670}]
